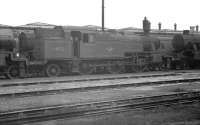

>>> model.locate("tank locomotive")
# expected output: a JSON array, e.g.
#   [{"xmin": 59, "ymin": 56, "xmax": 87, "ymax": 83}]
[
  {"xmin": 171, "ymin": 32, "xmax": 200, "ymax": 69},
  {"xmin": 0, "ymin": 26, "xmax": 164, "ymax": 78}
]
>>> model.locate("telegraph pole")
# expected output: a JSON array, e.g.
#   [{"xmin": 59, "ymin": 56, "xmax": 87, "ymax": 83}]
[{"xmin": 102, "ymin": 0, "xmax": 105, "ymax": 31}]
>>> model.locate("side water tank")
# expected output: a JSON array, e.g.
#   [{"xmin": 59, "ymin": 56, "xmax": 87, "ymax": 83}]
[
  {"xmin": 142, "ymin": 36, "xmax": 160, "ymax": 51},
  {"xmin": 0, "ymin": 40, "xmax": 15, "ymax": 51},
  {"xmin": 172, "ymin": 34, "xmax": 185, "ymax": 52},
  {"xmin": 0, "ymin": 29, "xmax": 15, "ymax": 51}
]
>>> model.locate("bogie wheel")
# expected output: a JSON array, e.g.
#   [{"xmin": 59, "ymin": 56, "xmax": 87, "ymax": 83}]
[
  {"xmin": 109, "ymin": 63, "xmax": 124, "ymax": 74},
  {"xmin": 6, "ymin": 65, "xmax": 19, "ymax": 79},
  {"xmin": 79, "ymin": 62, "xmax": 93, "ymax": 75},
  {"xmin": 46, "ymin": 64, "xmax": 61, "ymax": 77}
]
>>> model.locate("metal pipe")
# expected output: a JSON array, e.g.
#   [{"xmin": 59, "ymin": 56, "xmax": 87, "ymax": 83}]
[{"xmin": 102, "ymin": 0, "xmax": 105, "ymax": 31}]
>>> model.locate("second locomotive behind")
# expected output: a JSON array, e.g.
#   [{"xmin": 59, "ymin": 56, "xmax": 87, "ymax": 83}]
[{"xmin": 171, "ymin": 32, "xmax": 200, "ymax": 69}]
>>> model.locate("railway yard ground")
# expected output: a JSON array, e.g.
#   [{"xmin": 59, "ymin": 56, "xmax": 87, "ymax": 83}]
[
  {"xmin": 0, "ymin": 70, "xmax": 200, "ymax": 125},
  {"xmin": 27, "ymin": 101, "xmax": 200, "ymax": 125}
]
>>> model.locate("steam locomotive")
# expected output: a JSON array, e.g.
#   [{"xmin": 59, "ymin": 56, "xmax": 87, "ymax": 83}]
[
  {"xmin": 150, "ymin": 30, "xmax": 200, "ymax": 69},
  {"xmin": 1, "ymin": 18, "xmax": 200, "ymax": 79},
  {"xmin": 171, "ymin": 32, "xmax": 200, "ymax": 69},
  {"xmin": 0, "ymin": 25, "xmax": 167, "ymax": 79}
]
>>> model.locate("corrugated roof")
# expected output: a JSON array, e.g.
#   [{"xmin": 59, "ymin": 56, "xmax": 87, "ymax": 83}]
[{"xmin": 19, "ymin": 22, "xmax": 56, "ymax": 28}]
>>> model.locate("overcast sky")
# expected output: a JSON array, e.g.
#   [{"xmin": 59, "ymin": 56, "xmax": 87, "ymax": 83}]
[{"xmin": 0, "ymin": 0, "xmax": 199, "ymax": 30}]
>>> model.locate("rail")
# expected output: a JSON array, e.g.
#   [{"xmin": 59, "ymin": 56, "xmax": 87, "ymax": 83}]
[
  {"xmin": 0, "ymin": 91, "xmax": 199, "ymax": 125},
  {"xmin": 0, "ymin": 73, "xmax": 179, "ymax": 87},
  {"xmin": 1, "ymin": 77, "xmax": 200, "ymax": 98}
]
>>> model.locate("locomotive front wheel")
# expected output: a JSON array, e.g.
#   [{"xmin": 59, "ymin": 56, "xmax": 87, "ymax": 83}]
[
  {"xmin": 6, "ymin": 65, "xmax": 19, "ymax": 79},
  {"xmin": 79, "ymin": 63, "xmax": 93, "ymax": 75},
  {"xmin": 46, "ymin": 64, "xmax": 61, "ymax": 77}
]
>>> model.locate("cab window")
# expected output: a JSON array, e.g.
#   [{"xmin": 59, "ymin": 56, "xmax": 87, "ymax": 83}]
[
  {"xmin": 83, "ymin": 33, "xmax": 89, "ymax": 43},
  {"xmin": 83, "ymin": 33, "xmax": 94, "ymax": 43}
]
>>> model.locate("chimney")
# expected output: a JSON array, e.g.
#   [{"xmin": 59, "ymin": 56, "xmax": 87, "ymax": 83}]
[
  {"xmin": 158, "ymin": 22, "xmax": 161, "ymax": 30},
  {"xmin": 143, "ymin": 17, "xmax": 151, "ymax": 34},
  {"xmin": 196, "ymin": 25, "xmax": 199, "ymax": 32},
  {"xmin": 174, "ymin": 23, "xmax": 177, "ymax": 31}
]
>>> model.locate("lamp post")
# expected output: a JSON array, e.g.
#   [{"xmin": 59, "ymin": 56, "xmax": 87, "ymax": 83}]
[{"xmin": 102, "ymin": 0, "xmax": 105, "ymax": 31}]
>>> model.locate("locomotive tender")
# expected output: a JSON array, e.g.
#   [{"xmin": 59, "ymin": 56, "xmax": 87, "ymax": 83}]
[{"xmin": 0, "ymin": 26, "xmax": 164, "ymax": 78}]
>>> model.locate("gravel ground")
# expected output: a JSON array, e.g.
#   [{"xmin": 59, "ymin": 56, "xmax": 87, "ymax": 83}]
[
  {"xmin": 24, "ymin": 101, "xmax": 200, "ymax": 125},
  {"xmin": 0, "ymin": 72, "xmax": 199, "ymax": 95},
  {"xmin": 0, "ymin": 81, "xmax": 200, "ymax": 112},
  {"xmin": 0, "ymin": 70, "xmax": 197, "ymax": 85}
]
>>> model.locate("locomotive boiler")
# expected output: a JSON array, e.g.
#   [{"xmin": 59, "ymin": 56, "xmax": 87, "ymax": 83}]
[{"xmin": 0, "ymin": 26, "xmax": 164, "ymax": 78}]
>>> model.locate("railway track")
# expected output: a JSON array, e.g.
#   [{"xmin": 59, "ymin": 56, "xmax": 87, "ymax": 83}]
[
  {"xmin": 1, "ymin": 77, "xmax": 200, "ymax": 98},
  {"xmin": 0, "ymin": 91, "xmax": 199, "ymax": 125},
  {"xmin": 0, "ymin": 73, "xmax": 179, "ymax": 87}
]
